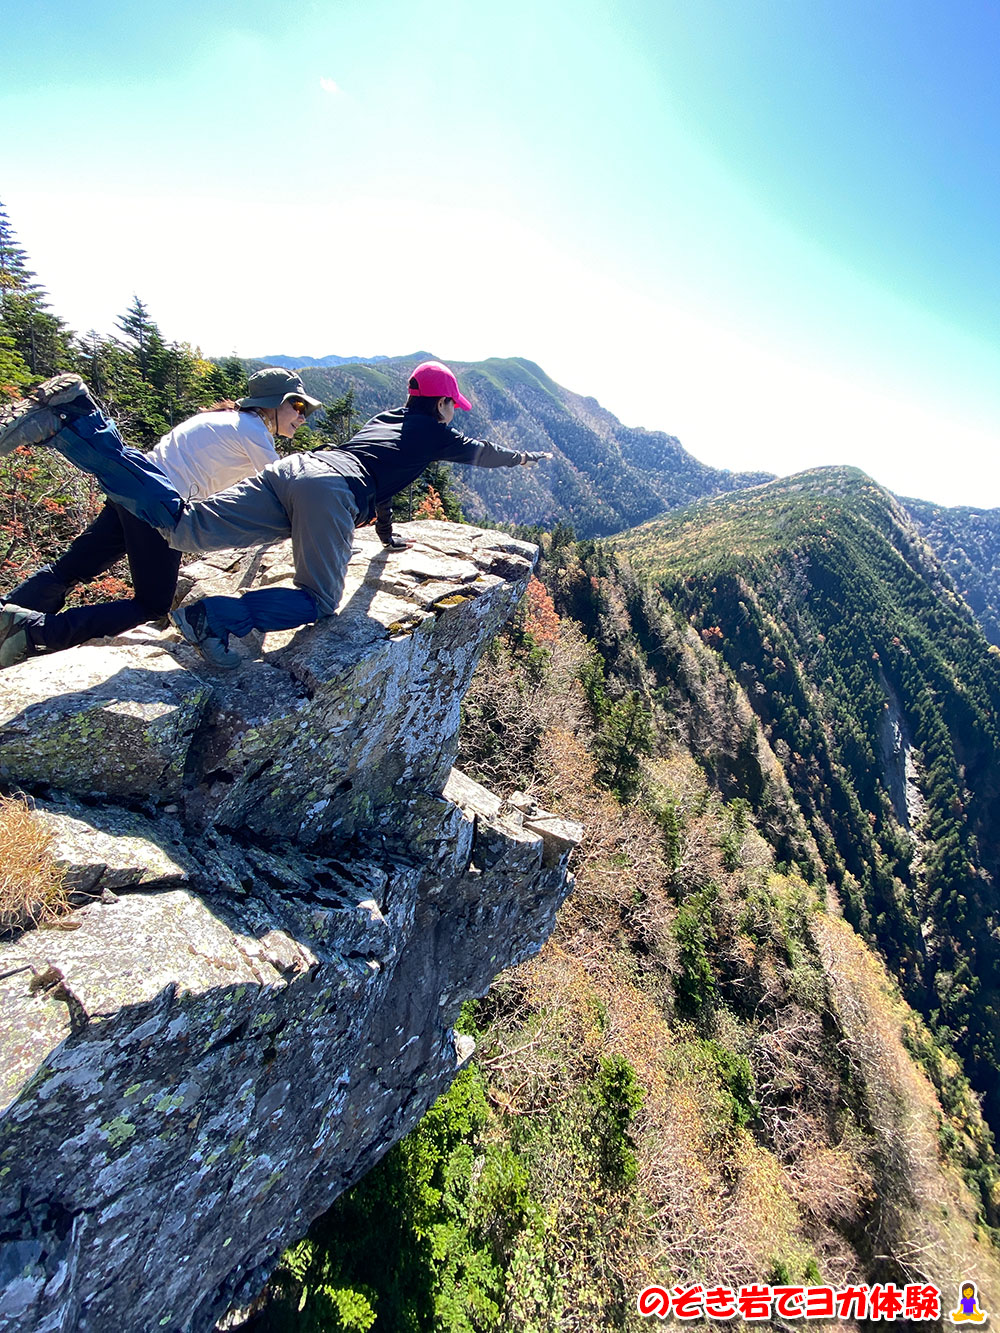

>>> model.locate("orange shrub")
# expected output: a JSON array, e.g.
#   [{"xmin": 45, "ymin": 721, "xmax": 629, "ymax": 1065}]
[
  {"xmin": 414, "ymin": 486, "xmax": 448, "ymax": 521},
  {"xmin": 523, "ymin": 575, "xmax": 560, "ymax": 646}
]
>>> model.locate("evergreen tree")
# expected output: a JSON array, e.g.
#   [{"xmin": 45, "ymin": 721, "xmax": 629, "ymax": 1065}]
[
  {"xmin": 0, "ymin": 201, "xmax": 35, "ymax": 304},
  {"xmin": 158, "ymin": 341, "xmax": 204, "ymax": 427},
  {"xmin": 0, "ymin": 200, "xmax": 74, "ymax": 378},
  {"xmin": 309, "ymin": 388, "xmax": 358, "ymax": 449},
  {"xmin": 114, "ymin": 295, "xmax": 165, "ymax": 383},
  {"xmin": 82, "ymin": 329, "xmax": 113, "ymax": 399},
  {"xmin": 203, "ymin": 355, "xmax": 247, "ymax": 402},
  {"xmin": 97, "ymin": 336, "xmax": 168, "ymax": 444},
  {"xmin": 107, "ymin": 298, "xmax": 213, "ymax": 442},
  {"xmin": 0, "ymin": 326, "xmax": 31, "ymax": 394}
]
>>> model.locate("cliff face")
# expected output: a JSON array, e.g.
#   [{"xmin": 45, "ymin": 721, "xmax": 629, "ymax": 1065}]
[{"xmin": 0, "ymin": 522, "xmax": 580, "ymax": 1333}]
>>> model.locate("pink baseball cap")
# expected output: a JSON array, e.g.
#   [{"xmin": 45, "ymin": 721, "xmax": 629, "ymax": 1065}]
[{"xmin": 407, "ymin": 360, "xmax": 472, "ymax": 410}]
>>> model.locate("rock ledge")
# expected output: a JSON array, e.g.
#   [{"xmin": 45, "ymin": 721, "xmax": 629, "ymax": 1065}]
[{"xmin": 0, "ymin": 523, "xmax": 581, "ymax": 1333}]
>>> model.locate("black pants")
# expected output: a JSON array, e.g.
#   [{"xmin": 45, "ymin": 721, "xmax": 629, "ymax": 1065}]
[{"xmin": 6, "ymin": 502, "xmax": 182, "ymax": 652}]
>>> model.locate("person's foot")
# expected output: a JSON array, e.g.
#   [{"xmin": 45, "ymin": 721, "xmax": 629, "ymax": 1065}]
[
  {"xmin": 0, "ymin": 604, "xmax": 44, "ymax": 668},
  {"xmin": 35, "ymin": 374, "xmax": 94, "ymax": 408},
  {"xmin": 170, "ymin": 603, "xmax": 242, "ymax": 670},
  {"xmin": 0, "ymin": 375, "xmax": 95, "ymax": 456}
]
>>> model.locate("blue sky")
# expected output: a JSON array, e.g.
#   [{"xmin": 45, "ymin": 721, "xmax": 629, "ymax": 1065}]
[{"xmin": 3, "ymin": 0, "xmax": 998, "ymax": 505}]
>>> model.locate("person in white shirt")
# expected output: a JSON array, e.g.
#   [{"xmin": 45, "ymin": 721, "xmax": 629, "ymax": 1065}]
[{"xmin": 0, "ymin": 367, "xmax": 320, "ymax": 665}]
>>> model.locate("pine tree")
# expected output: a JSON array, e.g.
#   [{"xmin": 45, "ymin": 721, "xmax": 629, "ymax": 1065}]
[
  {"xmin": 203, "ymin": 356, "xmax": 247, "ymax": 402},
  {"xmin": 157, "ymin": 342, "xmax": 204, "ymax": 427},
  {"xmin": 109, "ymin": 297, "xmax": 210, "ymax": 443},
  {"xmin": 114, "ymin": 295, "xmax": 165, "ymax": 384},
  {"xmin": 0, "ymin": 200, "xmax": 74, "ymax": 378},
  {"xmin": 309, "ymin": 387, "xmax": 358, "ymax": 449},
  {"xmin": 592, "ymin": 690, "xmax": 653, "ymax": 800},
  {"xmin": 0, "ymin": 201, "xmax": 35, "ymax": 305},
  {"xmin": 0, "ymin": 326, "xmax": 31, "ymax": 395}
]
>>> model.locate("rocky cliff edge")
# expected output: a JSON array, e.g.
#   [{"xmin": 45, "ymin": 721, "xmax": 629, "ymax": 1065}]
[{"xmin": 0, "ymin": 521, "xmax": 581, "ymax": 1333}]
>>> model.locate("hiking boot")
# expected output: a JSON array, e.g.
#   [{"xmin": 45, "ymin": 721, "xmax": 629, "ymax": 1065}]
[
  {"xmin": 0, "ymin": 604, "xmax": 44, "ymax": 668},
  {"xmin": 0, "ymin": 397, "xmax": 61, "ymax": 455},
  {"xmin": 35, "ymin": 374, "xmax": 95, "ymax": 409},
  {"xmin": 170, "ymin": 603, "xmax": 242, "ymax": 670},
  {"xmin": 0, "ymin": 375, "xmax": 96, "ymax": 456}
]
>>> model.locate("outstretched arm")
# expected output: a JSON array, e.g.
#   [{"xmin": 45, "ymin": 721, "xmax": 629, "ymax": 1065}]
[{"xmin": 439, "ymin": 424, "xmax": 552, "ymax": 469}]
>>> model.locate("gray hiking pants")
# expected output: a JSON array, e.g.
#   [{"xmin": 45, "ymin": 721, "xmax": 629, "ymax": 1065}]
[{"xmin": 163, "ymin": 452, "xmax": 362, "ymax": 618}]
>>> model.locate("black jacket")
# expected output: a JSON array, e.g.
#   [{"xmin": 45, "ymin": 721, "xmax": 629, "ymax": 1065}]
[{"xmin": 330, "ymin": 405, "xmax": 524, "ymax": 525}]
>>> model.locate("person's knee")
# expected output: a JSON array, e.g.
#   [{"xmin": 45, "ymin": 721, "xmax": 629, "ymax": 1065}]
[
  {"xmin": 136, "ymin": 595, "xmax": 175, "ymax": 619},
  {"xmin": 5, "ymin": 565, "xmax": 70, "ymax": 614},
  {"xmin": 38, "ymin": 562, "xmax": 72, "ymax": 592},
  {"xmin": 110, "ymin": 599, "xmax": 154, "ymax": 630},
  {"xmin": 30, "ymin": 562, "xmax": 63, "ymax": 584}
]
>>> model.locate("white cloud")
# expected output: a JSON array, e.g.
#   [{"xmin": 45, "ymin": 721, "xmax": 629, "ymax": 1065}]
[{"xmin": 319, "ymin": 78, "xmax": 341, "ymax": 95}]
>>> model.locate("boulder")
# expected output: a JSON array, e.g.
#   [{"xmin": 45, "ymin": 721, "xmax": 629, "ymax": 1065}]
[{"xmin": 0, "ymin": 646, "xmax": 210, "ymax": 802}]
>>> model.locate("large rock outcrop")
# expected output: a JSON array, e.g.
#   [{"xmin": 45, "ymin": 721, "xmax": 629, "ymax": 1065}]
[{"xmin": 0, "ymin": 523, "xmax": 580, "ymax": 1333}]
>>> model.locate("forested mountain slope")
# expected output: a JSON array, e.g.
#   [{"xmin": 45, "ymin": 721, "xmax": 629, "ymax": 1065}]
[
  {"xmin": 903, "ymin": 497, "xmax": 1000, "ymax": 649},
  {"xmin": 288, "ymin": 355, "xmax": 770, "ymax": 537},
  {"xmin": 616, "ymin": 466, "xmax": 1000, "ymax": 1126}
]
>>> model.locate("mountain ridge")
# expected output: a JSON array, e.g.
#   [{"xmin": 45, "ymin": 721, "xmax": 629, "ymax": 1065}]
[
  {"xmin": 259, "ymin": 352, "xmax": 773, "ymax": 538},
  {"xmin": 255, "ymin": 353, "xmax": 391, "ymax": 369},
  {"xmin": 613, "ymin": 464, "xmax": 1000, "ymax": 1125}
]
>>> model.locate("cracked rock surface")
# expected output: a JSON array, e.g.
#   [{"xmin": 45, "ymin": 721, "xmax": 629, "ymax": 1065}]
[{"xmin": 0, "ymin": 522, "xmax": 581, "ymax": 1333}]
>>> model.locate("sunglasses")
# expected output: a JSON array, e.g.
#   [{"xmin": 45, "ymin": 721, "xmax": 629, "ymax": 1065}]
[{"xmin": 288, "ymin": 398, "xmax": 308, "ymax": 415}]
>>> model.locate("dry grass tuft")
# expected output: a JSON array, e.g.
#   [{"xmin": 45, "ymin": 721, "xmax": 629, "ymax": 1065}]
[
  {"xmin": 0, "ymin": 795, "xmax": 70, "ymax": 934},
  {"xmin": 812, "ymin": 913, "xmax": 1000, "ymax": 1293}
]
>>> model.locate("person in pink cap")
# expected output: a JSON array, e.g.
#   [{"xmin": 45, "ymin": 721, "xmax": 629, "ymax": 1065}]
[{"xmin": 1, "ymin": 359, "xmax": 550, "ymax": 668}]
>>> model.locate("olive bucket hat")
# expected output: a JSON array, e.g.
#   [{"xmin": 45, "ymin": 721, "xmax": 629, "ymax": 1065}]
[{"xmin": 237, "ymin": 368, "xmax": 322, "ymax": 415}]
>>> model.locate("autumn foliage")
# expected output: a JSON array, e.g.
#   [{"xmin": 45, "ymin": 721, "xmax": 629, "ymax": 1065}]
[
  {"xmin": 414, "ymin": 485, "xmax": 448, "ymax": 521},
  {"xmin": 522, "ymin": 574, "xmax": 560, "ymax": 646}
]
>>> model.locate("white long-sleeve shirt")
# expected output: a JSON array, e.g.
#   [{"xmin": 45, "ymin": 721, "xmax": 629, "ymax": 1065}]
[{"xmin": 148, "ymin": 410, "xmax": 278, "ymax": 501}]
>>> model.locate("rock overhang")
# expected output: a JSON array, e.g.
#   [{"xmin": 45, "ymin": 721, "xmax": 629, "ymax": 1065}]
[{"xmin": 0, "ymin": 520, "xmax": 583, "ymax": 1333}]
